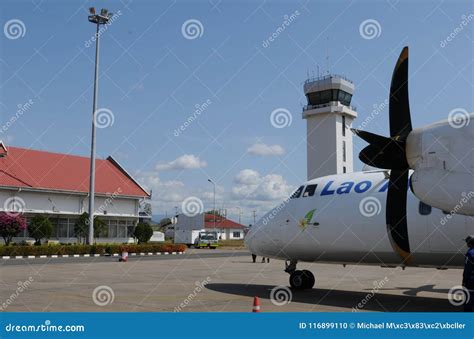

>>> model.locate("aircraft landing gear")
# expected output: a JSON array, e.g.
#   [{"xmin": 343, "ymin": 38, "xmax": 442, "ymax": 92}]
[{"xmin": 285, "ymin": 260, "xmax": 315, "ymax": 290}]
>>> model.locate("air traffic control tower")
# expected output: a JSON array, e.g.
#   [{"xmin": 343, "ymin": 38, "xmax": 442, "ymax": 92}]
[{"xmin": 302, "ymin": 75, "xmax": 357, "ymax": 180}]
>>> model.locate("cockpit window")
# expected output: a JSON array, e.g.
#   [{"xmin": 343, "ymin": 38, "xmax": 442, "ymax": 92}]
[
  {"xmin": 290, "ymin": 186, "xmax": 304, "ymax": 199},
  {"xmin": 303, "ymin": 184, "xmax": 317, "ymax": 197}
]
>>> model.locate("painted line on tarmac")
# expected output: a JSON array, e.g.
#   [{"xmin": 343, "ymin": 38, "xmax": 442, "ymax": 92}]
[{"xmin": 1, "ymin": 252, "xmax": 185, "ymax": 260}]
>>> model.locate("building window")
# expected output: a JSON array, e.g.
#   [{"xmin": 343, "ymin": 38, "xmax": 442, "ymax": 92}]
[
  {"xmin": 303, "ymin": 184, "xmax": 317, "ymax": 197},
  {"xmin": 232, "ymin": 232, "xmax": 241, "ymax": 238},
  {"xmin": 342, "ymin": 115, "xmax": 346, "ymax": 136},
  {"xmin": 307, "ymin": 89, "xmax": 353, "ymax": 106},
  {"xmin": 57, "ymin": 219, "xmax": 68, "ymax": 238},
  {"xmin": 108, "ymin": 220, "xmax": 118, "ymax": 238},
  {"xmin": 342, "ymin": 141, "xmax": 346, "ymax": 162},
  {"xmin": 68, "ymin": 219, "xmax": 76, "ymax": 238},
  {"xmin": 343, "ymin": 166, "xmax": 346, "ymax": 173},
  {"xmin": 117, "ymin": 226, "xmax": 126, "ymax": 238}
]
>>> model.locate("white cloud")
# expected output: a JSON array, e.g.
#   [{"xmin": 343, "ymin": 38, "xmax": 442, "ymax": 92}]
[
  {"xmin": 138, "ymin": 172, "xmax": 185, "ymax": 203},
  {"xmin": 247, "ymin": 143, "xmax": 285, "ymax": 156},
  {"xmin": 155, "ymin": 154, "xmax": 207, "ymax": 171},
  {"xmin": 137, "ymin": 171, "xmax": 223, "ymax": 218},
  {"xmin": 136, "ymin": 167, "xmax": 294, "ymax": 225},
  {"xmin": 232, "ymin": 169, "xmax": 292, "ymax": 201},
  {"xmin": 234, "ymin": 169, "xmax": 260, "ymax": 185}
]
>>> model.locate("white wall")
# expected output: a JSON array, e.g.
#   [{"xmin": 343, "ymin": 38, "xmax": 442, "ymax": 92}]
[
  {"xmin": 0, "ymin": 189, "xmax": 139, "ymax": 217},
  {"xmin": 306, "ymin": 113, "xmax": 338, "ymax": 179},
  {"xmin": 305, "ymin": 107, "xmax": 356, "ymax": 180}
]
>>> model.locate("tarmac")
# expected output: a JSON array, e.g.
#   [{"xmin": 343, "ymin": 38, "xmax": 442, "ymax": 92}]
[{"xmin": 0, "ymin": 249, "xmax": 464, "ymax": 312}]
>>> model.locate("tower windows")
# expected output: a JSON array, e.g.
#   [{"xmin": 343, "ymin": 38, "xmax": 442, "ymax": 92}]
[
  {"xmin": 306, "ymin": 89, "xmax": 352, "ymax": 107},
  {"xmin": 342, "ymin": 115, "xmax": 346, "ymax": 136},
  {"xmin": 342, "ymin": 141, "xmax": 346, "ymax": 162}
]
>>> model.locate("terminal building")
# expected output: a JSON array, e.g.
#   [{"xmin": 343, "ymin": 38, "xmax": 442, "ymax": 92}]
[
  {"xmin": 0, "ymin": 143, "xmax": 151, "ymax": 244},
  {"xmin": 302, "ymin": 74, "xmax": 357, "ymax": 179}
]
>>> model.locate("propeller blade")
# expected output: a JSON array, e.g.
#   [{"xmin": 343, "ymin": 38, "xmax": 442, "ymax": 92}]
[
  {"xmin": 389, "ymin": 46, "xmax": 412, "ymax": 138},
  {"xmin": 386, "ymin": 169, "xmax": 411, "ymax": 263},
  {"xmin": 359, "ymin": 144, "xmax": 388, "ymax": 168},
  {"xmin": 351, "ymin": 129, "xmax": 389, "ymax": 145},
  {"xmin": 359, "ymin": 140, "xmax": 409, "ymax": 170}
]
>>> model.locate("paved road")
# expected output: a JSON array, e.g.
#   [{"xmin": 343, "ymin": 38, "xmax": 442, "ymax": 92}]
[
  {"xmin": 0, "ymin": 251, "xmax": 464, "ymax": 312},
  {"xmin": 0, "ymin": 249, "xmax": 250, "ymax": 266}
]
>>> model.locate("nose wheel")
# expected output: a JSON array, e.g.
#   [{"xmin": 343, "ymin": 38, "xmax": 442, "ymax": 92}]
[{"xmin": 289, "ymin": 270, "xmax": 315, "ymax": 290}]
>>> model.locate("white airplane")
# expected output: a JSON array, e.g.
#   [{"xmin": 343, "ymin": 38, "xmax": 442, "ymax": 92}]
[{"xmin": 245, "ymin": 47, "xmax": 474, "ymax": 290}]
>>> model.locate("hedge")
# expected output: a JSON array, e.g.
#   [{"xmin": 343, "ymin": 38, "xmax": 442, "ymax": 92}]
[{"xmin": 0, "ymin": 243, "xmax": 187, "ymax": 257}]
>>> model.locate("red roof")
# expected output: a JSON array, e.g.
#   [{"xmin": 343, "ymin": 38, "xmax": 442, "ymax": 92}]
[
  {"xmin": 204, "ymin": 213, "xmax": 245, "ymax": 230},
  {"xmin": 0, "ymin": 146, "xmax": 149, "ymax": 198}
]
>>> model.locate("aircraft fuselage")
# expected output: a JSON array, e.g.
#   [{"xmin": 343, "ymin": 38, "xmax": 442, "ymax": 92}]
[{"xmin": 245, "ymin": 171, "xmax": 473, "ymax": 268}]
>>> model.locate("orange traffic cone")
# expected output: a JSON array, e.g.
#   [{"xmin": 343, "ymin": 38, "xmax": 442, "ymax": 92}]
[{"xmin": 252, "ymin": 296, "xmax": 261, "ymax": 312}]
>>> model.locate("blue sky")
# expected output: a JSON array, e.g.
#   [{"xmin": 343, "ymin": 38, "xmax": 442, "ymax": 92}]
[{"xmin": 1, "ymin": 0, "xmax": 473, "ymax": 224}]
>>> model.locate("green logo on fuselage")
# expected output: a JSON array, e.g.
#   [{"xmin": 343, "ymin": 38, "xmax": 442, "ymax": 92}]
[{"xmin": 299, "ymin": 209, "xmax": 316, "ymax": 230}]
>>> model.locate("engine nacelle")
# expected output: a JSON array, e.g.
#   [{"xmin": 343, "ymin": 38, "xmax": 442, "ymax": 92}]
[
  {"xmin": 406, "ymin": 113, "xmax": 474, "ymax": 216},
  {"xmin": 410, "ymin": 168, "xmax": 474, "ymax": 215}
]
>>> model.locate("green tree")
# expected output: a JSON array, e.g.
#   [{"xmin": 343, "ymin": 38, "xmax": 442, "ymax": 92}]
[
  {"xmin": 93, "ymin": 217, "xmax": 107, "ymax": 239},
  {"xmin": 28, "ymin": 215, "xmax": 53, "ymax": 245},
  {"xmin": 74, "ymin": 213, "xmax": 89, "ymax": 244},
  {"xmin": 133, "ymin": 222, "xmax": 153, "ymax": 244},
  {"xmin": 74, "ymin": 213, "xmax": 108, "ymax": 244}
]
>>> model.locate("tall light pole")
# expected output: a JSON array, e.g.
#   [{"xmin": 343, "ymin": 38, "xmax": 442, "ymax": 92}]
[
  {"xmin": 207, "ymin": 179, "xmax": 216, "ymax": 231},
  {"xmin": 87, "ymin": 7, "xmax": 112, "ymax": 245},
  {"xmin": 236, "ymin": 206, "xmax": 242, "ymax": 225}
]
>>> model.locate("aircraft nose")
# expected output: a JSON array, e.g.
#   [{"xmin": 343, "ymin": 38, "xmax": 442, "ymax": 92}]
[
  {"xmin": 244, "ymin": 223, "xmax": 261, "ymax": 254},
  {"xmin": 244, "ymin": 228, "xmax": 255, "ymax": 253}
]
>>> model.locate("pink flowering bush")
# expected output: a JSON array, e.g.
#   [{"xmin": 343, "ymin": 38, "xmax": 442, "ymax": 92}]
[{"xmin": 0, "ymin": 212, "xmax": 27, "ymax": 245}]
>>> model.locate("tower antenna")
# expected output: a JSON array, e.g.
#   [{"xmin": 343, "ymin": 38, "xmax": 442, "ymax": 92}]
[{"xmin": 326, "ymin": 36, "xmax": 330, "ymax": 75}]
